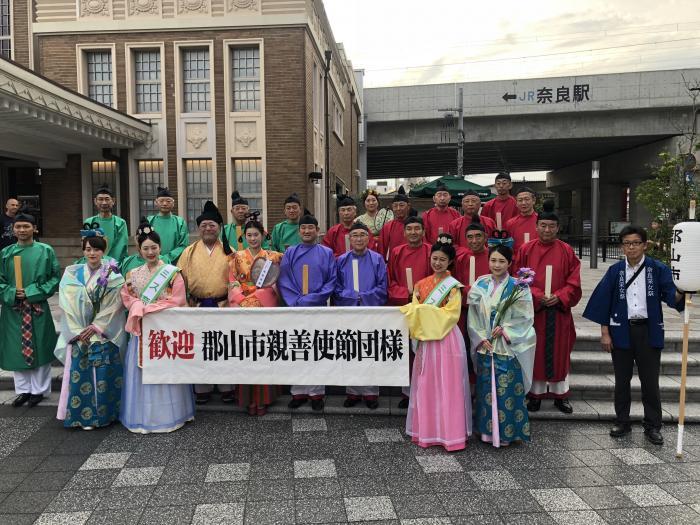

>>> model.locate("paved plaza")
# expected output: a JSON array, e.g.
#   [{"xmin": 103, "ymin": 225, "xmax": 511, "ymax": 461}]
[{"xmin": 0, "ymin": 406, "xmax": 699, "ymax": 524}]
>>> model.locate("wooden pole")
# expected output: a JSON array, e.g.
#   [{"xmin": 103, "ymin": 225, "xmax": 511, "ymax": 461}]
[
  {"xmin": 302, "ymin": 264, "xmax": 309, "ymax": 295},
  {"xmin": 676, "ymin": 293, "xmax": 692, "ymax": 458},
  {"xmin": 13, "ymin": 256, "xmax": 23, "ymax": 289}
]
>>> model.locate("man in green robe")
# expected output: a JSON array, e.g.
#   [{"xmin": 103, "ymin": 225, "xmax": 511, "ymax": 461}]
[
  {"xmin": 83, "ymin": 185, "xmax": 128, "ymax": 264},
  {"xmin": 147, "ymin": 187, "xmax": 189, "ymax": 264},
  {"xmin": 270, "ymin": 193, "xmax": 303, "ymax": 252},
  {"xmin": 223, "ymin": 191, "xmax": 270, "ymax": 251},
  {"xmin": 0, "ymin": 211, "xmax": 60, "ymax": 407}
]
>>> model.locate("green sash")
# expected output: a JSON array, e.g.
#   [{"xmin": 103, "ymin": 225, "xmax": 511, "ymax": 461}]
[
  {"xmin": 423, "ymin": 276, "xmax": 461, "ymax": 306},
  {"xmin": 140, "ymin": 264, "xmax": 180, "ymax": 305}
]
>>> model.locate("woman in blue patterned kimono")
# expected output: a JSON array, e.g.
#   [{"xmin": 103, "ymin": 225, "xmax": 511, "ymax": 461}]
[
  {"xmin": 468, "ymin": 244, "xmax": 535, "ymax": 447},
  {"xmin": 56, "ymin": 233, "xmax": 126, "ymax": 430}
]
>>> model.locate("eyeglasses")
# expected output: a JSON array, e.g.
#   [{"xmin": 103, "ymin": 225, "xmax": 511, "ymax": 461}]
[{"xmin": 621, "ymin": 241, "xmax": 644, "ymax": 247}]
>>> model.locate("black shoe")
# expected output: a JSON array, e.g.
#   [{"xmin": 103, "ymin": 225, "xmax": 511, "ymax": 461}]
[
  {"xmin": 343, "ymin": 397, "xmax": 360, "ymax": 408},
  {"xmin": 554, "ymin": 398, "xmax": 573, "ymax": 414},
  {"xmin": 288, "ymin": 397, "xmax": 307, "ymax": 409},
  {"xmin": 366, "ymin": 399, "xmax": 379, "ymax": 410},
  {"xmin": 12, "ymin": 393, "xmax": 30, "ymax": 407},
  {"xmin": 221, "ymin": 392, "xmax": 236, "ymax": 404},
  {"xmin": 644, "ymin": 428, "xmax": 664, "ymax": 445},
  {"xmin": 311, "ymin": 398, "xmax": 324, "ymax": 411},
  {"xmin": 609, "ymin": 423, "xmax": 632, "ymax": 437},
  {"xmin": 195, "ymin": 393, "xmax": 211, "ymax": 405},
  {"xmin": 28, "ymin": 394, "xmax": 44, "ymax": 408},
  {"xmin": 398, "ymin": 397, "xmax": 409, "ymax": 409},
  {"xmin": 526, "ymin": 398, "xmax": 541, "ymax": 412}
]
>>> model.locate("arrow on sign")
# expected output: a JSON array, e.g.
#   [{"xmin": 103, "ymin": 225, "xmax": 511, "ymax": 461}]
[{"xmin": 502, "ymin": 93, "xmax": 517, "ymax": 102}]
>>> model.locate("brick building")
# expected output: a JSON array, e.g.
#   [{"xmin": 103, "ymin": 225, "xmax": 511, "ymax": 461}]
[{"xmin": 0, "ymin": 0, "xmax": 362, "ymax": 255}]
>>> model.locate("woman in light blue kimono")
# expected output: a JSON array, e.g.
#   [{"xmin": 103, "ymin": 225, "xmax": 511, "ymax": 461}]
[
  {"xmin": 119, "ymin": 220, "xmax": 195, "ymax": 433},
  {"xmin": 56, "ymin": 234, "xmax": 126, "ymax": 430},
  {"xmin": 468, "ymin": 244, "xmax": 535, "ymax": 447}
]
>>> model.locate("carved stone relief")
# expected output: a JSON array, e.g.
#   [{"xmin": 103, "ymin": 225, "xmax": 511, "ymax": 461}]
[
  {"xmin": 185, "ymin": 123, "xmax": 209, "ymax": 153},
  {"xmin": 228, "ymin": 0, "xmax": 258, "ymax": 12},
  {"xmin": 80, "ymin": 0, "xmax": 111, "ymax": 17},
  {"xmin": 178, "ymin": 0, "xmax": 208, "ymax": 14},
  {"xmin": 233, "ymin": 121, "xmax": 258, "ymax": 153},
  {"xmin": 128, "ymin": 0, "xmax": 160, "ymax": 16}
]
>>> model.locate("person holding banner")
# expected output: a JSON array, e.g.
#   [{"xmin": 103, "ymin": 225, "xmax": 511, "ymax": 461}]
[
  {"xmin": 334, "ymin": 222, "xmax": 388, "ymax": 409},
  {"xmin": 270, "ymin": 193, "xmax": 303, "ymax": 253},
  {"xmin": 55, "ymin": 232, "xmax": 126, "ymax": 429},
  {"xmin": 279, "ymin": 214, "xmax": 337, "ymax": 411},
  {"xmin": 81, "ymin": 185, "xmax": 129, "ymax": 264},
  {"xmin": 400, "ymin": 234, "xmax": 471, "ymax": 451},
  {"xmin": 357, "ymin": 188, "xmax": 393, "ymax": 236},
  {"xmin": 177, "ymin": 201, "xmax": 236, "ymax": 405},
  {"xmin": 378, "ymin": 186, "xmax": 412, "ymax": 260},
  {"xmin": 422, "ymin": 182, "xmax": 460, "ymax": 245},
  {"xmin": 583, "ymin": 225, "xmax": 685, "ymax": 445},
  {"xmin": 481, "ymin": 172, "xmax": 518, "ymax": 226},
  {"xmin": 147, "ymin": 187, "xmax": 189, "ymax": 265},
  {"xmin": 228, "ymin": 219, "xmax": 283, "ymax": 415},
  {"xmin": 323, "ymin": 196, "xmax": 376, "ymax": 257},
  {"xmin": 0, "ymin": 211, "xmax": 60, "ymax": 408},
  {"xmin": 505, "ymin": 187, "xmax": 539, "ymax": 252},
  {"xmin": 468, "ymin": 245, "xmax": 536, "ymax": 447},
  {"xmin": 118, "ymin": 221, "xmax": 195, "ymax": 433},
  {"xmin": 515, "ymin": 201, "xmax": 582, "ymax": 414},
  {"xmin": 224, "ymin": 191, "xmax": 270, "ymax": 251},
  {"xmin": 448, "ymin": 191, "xmax": 496, "ymax": 249}
]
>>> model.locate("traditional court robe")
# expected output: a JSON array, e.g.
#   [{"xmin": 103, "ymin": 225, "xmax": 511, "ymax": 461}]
[
  {"xmin": 516, "ymin": 238, "xmax": 582, "ymax": 398},
  {"xmin": 453, "ymin": 248, "xmax": 490, "ymax": 296},
  {"xmin": 270, "ymin": 220, "xmax": 301, "ymax": 253},
  {"xmin": 378, "ymin": 219, "xmax": 407, "ymax": 261},
  {"xmin": 148, "ymin": 214, "xmax": 189, "ymax": 264},
  {"xmin": 177, "ymin": 240, "xmax": 231, "ymax": 307},
  {"xmin": 481, "ymin": 195, "xmax": 518, "ymax": 227},
  {"xmin": 0, "ymin": 241, "xmax": 60, "ymax": 371},
  {"xmin": 279, "ymin": 243, "xmax": 337, "ymax": 399},
  {"xmin": 83, "ymin": 214, "xmax": 128, "ymax": 263},
  {"xmin": 223, "ymin": 222, "xmax": 271, "ymax": 251},
  {"xmin": 505, "ymin": 212, "xmax": 538, "ymax": 252},
  {"xmin": 323, "ymin": 223, "xmax": 377, "ymax": 258},
  {"xmin": 448, "ymin": 215, "xmax": 497, "ymax": 249},
  {"xmin": 422, "ymin": 207, "xmax": 461, "ymax": 245},
  {"xmin": 334, "ymin": 249, "xmax": 387, "ymax": 307},
  {"xmin": 387, "ymin": 242, "xmax": 431, "ymax": 306},
  {"xmin": 120, "ymin": 254, "xmax": 167, "ymax": 276}
]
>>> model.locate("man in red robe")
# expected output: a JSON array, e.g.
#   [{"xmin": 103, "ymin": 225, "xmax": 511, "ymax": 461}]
[
  {"xmin": 505, "ymin": 186, "xmax": 539, "ymax": 252},
  {"xmin": 387, "ymin": 216, "xmax": 431, "ymax": 408},
  {"xmin": 448, "ymin": 190, "xmax": 496, "ymax": 249},
  {"xmin": 323, "ymin": 196, "xmax": 376, "ymax": 257},
  {"xmin": 515, "ymin": 201, "xmax": 582, "ymax": 414},
  {"xmin": 481, "ymin": 172, "xmax": 518, "ymax": 228},
  {"xmin": 378, "ymin": 186, "xmax": 411, "ymax": 260},
  {"xmin": 422, "ymin": 182, "xmax": 460, "ymax": 244}
]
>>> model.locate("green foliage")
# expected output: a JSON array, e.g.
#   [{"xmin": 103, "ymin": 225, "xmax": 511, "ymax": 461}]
[{"xmin": 635, "ymin": 152, "xmax": 699, "ymax": 264}]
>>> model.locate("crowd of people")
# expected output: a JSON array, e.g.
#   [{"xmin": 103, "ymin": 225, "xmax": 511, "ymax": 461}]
[{"xmin": 0, "ymin": 171, "xmax": 686, "ymax": 451}]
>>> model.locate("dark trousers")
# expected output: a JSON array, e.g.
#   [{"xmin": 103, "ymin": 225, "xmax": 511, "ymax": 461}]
[{"xmin": 611, "ymin": 324, "xmax": 662, "ymax": 430}]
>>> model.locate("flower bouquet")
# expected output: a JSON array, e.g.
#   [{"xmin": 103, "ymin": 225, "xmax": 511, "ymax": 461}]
[{"xmin": 490, "ymin": 267, "xmax": 535, "ymax": 342}]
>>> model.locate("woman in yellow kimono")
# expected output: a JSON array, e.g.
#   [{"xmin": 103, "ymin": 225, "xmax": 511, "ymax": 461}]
[
  {"xmin": 228, "ymin": 219, "xmax": 283, "ymax": 415},
  {"xmin": 400, "ymin": 234, "xmax": 471, "ymax": 451}
]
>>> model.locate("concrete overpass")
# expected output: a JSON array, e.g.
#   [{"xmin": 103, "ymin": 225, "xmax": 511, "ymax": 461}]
[{"xmin": 365, "ymin": 69, "xmax": 700, "ymax": 233}]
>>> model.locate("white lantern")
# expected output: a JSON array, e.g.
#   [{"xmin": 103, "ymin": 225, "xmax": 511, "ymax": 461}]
[{"xmin": 671, "ymin": 222, "xmax": 700, "ymax": 292}]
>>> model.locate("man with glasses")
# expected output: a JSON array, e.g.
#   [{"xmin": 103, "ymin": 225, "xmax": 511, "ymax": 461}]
[
  {"xmin": 584, "ymin": 225, "xmax": 685, "ymax": 445},
  {"xmin": 147, "ymin": 187, "xmax": 189, "ymax": 264},
  {"xmin": 515, "ymin": 201, "xmax": 582, "ymax": 414}
]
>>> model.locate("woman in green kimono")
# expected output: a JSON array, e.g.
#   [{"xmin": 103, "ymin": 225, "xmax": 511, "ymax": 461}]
[
  {"xmin": 56, "ymin": 233, "xmax": 126, "ymax": 430},
  {"xmin": 468, "ymin": 244, "xmax": 535, "ymax": 447}
]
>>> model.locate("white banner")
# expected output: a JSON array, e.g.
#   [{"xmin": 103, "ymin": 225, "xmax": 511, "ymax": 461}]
[{"xmin": 141, "ymin": 307, "xmax": 410, "ymax": 386}]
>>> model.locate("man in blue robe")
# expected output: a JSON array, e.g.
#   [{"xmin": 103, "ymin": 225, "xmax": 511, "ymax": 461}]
[
  {"xmin": 278, "ymin": 214, "xmax": 337, "ymax": 411},
  {"xmin": 334, "ymin": 222, "xmax": 388, "ymax": 409},
  {"xmin": 583, "ymin": 225, "xmax": 684, "ymax": 445}
]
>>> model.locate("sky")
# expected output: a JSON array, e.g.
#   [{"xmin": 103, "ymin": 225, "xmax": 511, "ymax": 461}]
[{"xmin": 323, "ymin": 0, "xmax": 700, "ymax": 185}]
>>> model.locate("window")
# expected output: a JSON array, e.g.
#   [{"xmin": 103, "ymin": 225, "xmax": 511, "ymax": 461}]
[
  {"xmin": 86, "ymin": 51, "xmax": 114, "ymax": 107},
  {"xmin": 91, "ymin": 161, "xmax": 117, "ymax": 214},
  {"xmin": 0, "ymin": 0, "xmax": 10, "ymax": 60},
  {"xmin": 234, "ymin": 159, "xmax": 262, "ymax": 214},
  {"xmin": 333, "ymin": 100, "xmax": 343, "ymax": 139},
  {"xmin": 185, "ymin": 159, "xmax": 213, "ymax": 231},
  {"xmin": 134, "ymin": 50, "xmax": 161, "ymax": 114},
  {"xmin": 232, "ymin": 46, "xmax": 260, "ymax": 111},
  {"xmin": 182, "ymin": 48, "xmax": 210, "ymax": 113},
  {"xmin": 138, "ymin": 160, "xmax": 164, "ymax": 218}
]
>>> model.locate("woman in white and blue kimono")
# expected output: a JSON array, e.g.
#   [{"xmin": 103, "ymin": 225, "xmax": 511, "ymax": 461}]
[
  {"xmin": 468, "ymin": 244, "xmax": 536, "ymax": 447},
  {"xmin": 119, "ymin": 219, "xmax": 195, "ymax": 433},
  {"xmin": 56, "ymin": 230, "xmax": 126, "ymax": 430}
]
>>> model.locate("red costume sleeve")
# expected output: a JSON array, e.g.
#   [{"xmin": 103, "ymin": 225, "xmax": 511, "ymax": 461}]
[{"xmin": 553, "ymin": 246, "xmax": 583, "ymax": 311}]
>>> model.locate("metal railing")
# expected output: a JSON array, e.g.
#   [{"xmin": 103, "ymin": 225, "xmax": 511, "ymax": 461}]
[{"xmin": 561, "ymin": 236, "xmax": 624, "ymax": 262}]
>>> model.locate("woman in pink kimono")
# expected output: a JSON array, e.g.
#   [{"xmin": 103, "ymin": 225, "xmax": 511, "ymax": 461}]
[{"xmin": 400, "ymin": 233, "xmax": 471, "ymax": 451}]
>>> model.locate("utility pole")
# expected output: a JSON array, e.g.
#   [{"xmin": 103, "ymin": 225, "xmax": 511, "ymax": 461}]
[
  {"xmin": 438, "ymin": 87, "xmax": 465, "ymax": 177},
  {"xmin": 591, "ymin": 160, "xmax": 600, "ymax": 269}
]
